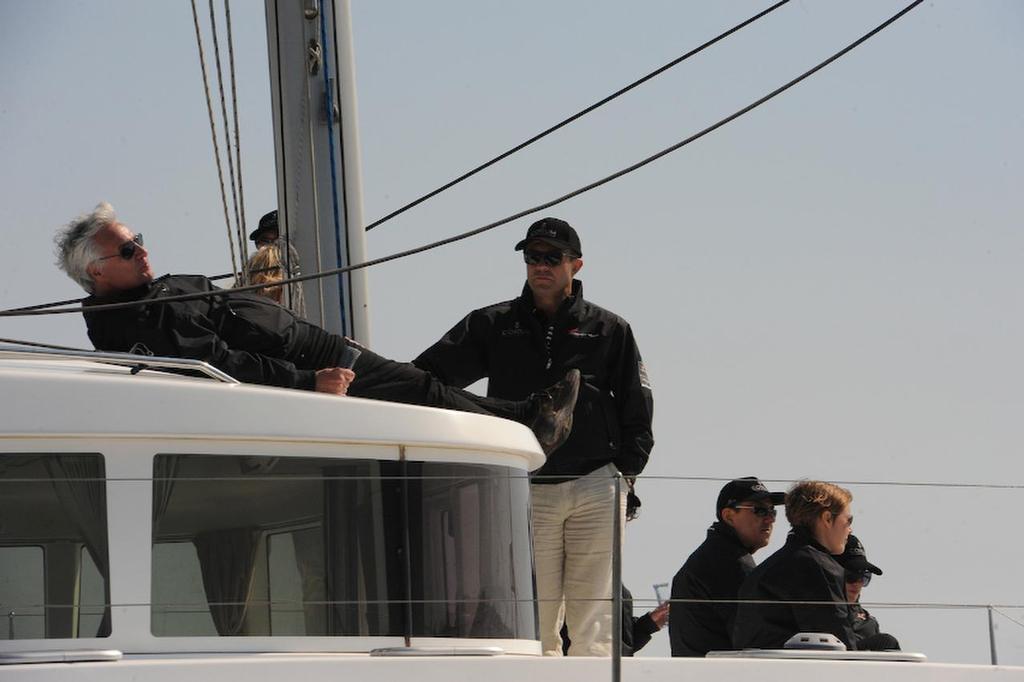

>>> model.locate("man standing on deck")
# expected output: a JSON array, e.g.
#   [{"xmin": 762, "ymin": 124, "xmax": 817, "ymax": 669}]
[
  {"xmin": 414, "ymin": 217, "xmax": 655, "ymax": 656},
  {"xmin": 668, "ymin": 476, "xmax": 785, "ymax": 656},
  {"xmin": 54, "ymin": 202, "xmax": 579, "ymax": 453}
]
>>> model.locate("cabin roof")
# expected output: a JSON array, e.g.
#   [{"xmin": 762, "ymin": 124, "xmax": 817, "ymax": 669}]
[{"xmin": 0, "ymin": 349, "xmax": 545, "ymax": 468}]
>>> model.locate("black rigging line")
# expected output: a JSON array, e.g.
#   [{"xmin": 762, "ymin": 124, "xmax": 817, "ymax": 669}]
[
  {"xmin": 0, "ymin": 0, "xmax": 924, "ymax": 319},
  {"xmin": 0, "ymin": 337, "xmax": 89, "ymax": 352},
  {"xmin": 363, "ymin": 0, "xmax": 791, "ymax": 232}
]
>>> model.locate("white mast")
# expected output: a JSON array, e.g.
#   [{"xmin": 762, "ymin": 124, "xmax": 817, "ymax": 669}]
[{"xmin": 264, "ymin": 0, "xmax": 370, "ymax": 344}]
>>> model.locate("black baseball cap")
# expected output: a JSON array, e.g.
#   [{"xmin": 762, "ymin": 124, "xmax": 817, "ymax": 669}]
[
  {"xmin": 514, "ymin": 217, "xmax": 582, "ymax": 257},
  {"xmin": 837, "ymin": 534, "xmax": 883, "ymax": 575},
  {"xmin": 249, "ymin": 210, "xmax": 279, "ymax": 242},
  {"xmin": 716, "ymin": 476, "xmax": 786, "ymax": 521}
]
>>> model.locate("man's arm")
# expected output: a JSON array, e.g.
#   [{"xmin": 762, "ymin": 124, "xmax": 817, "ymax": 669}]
[
  {"xmin": 612, "ymin": 323, "xmax": 654, "ymax": 476},
  {"xmin": 413, "ymin": 312, "xmax": 490, "ymax": 388},
  {"xmin": 169, "ymin": 312, "xmax": 318, "ymax": 389}
]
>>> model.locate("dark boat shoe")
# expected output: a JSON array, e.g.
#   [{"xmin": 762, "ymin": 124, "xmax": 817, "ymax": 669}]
[{"xmin": 528, "ymin": 368, "xmax": 581, "ymax": 455}]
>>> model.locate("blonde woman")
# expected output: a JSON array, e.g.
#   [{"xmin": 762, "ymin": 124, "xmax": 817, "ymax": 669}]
[
  {"xmin": 241, "ymin": 240, "xmax": 306, "ymax": 318},
  {"xmin": 732, "ymin": 480, "xmax": 856, "ymax": 650}
]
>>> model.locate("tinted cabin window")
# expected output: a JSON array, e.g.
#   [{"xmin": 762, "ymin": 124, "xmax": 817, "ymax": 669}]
[
  {"xmin": 0, "ymin": 454, "xmax": 110, "ymax": 639},
  {"xmin": 151, "ymin": 455, "xmax": 536, "ymax": 640}
]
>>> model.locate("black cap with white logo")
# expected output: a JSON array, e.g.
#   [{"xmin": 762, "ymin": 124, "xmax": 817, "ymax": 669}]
[
  {"xmin": 514, "ymin": 217, "xmax": 582, "ymax": 257},
  {"xmin": 837, "ymin": 534, "xmax": 883, "ymax": 575},
  {"xmin": 715, "ymin": 476, "xmax": 786, "ymax": 520}
]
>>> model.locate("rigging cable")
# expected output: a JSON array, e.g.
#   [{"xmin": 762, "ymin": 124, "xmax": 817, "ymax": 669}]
[
  {"xmin": 363, "ymin": 0, "xmax": 791, "ymax": 232},
  {"xmin": 189, "ymin": 0, "xmax": 241, "ymax": 285},
  {"xmin": 223, "ymin": 0, "xmax": 248, "ymax": 272},
  {"xmin": 206, "ymin": 0, "xmax": 248, "ymax": 274},
  {"xmin": 0, "ymin": 0, "xmax": 924, "ymax": 319},
  {"xmin": 0, "ymin": 462, "xmax": 1016, "ymax": 492}
]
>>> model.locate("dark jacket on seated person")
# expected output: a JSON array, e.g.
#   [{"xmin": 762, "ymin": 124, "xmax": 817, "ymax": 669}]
[
  {"xmin": 733, "ymin": 526, "xmax": 856, "ymax": 650},
  {"xmin": 669, "ymin": 521, "xmax": 755, "ymax": 656}
]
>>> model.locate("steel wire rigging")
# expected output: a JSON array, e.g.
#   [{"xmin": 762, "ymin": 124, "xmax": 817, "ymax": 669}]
[
  {"xmin": 0, "ymin": 0, "xmax": 924, "ymax": 320},
  {"xmin": 362, "ymin": 0, "xmax": 791, "ymax": 232}
]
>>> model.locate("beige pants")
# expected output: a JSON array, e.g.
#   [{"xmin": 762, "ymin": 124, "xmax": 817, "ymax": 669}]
[{"xmin": 531, "ymin": 463, "xmax": 626, "ymax": 656}]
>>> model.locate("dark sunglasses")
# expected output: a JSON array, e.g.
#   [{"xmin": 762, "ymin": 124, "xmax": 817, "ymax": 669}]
[
  {"xmin": 523, "ymin": 249, "xmax": 568, "ymax": 267},
  {"xmin": 845, "ymin": 571, "xmax": 872, "ymax": 586},
  {"xmin": 95, "ymin": 233, "xmax": 144, "ymax": 261},
  {"xmin": 732, "ymin": 505, "xmax": 777, "ymax": 518}
]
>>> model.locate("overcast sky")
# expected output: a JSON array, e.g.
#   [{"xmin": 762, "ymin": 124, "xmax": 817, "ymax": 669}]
[{"xmin": 1, "ymin": 0, "xmax": 1021, "ymax": 664}]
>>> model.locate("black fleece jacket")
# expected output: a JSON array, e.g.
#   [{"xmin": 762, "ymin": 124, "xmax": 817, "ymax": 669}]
[{"xmin": 414, "ymin": 280, "xmax": 654, "ymax": 480}]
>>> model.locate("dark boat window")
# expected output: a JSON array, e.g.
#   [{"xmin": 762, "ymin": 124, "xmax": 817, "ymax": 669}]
[
  {"xmin": 151, "ymin": 455, "xmax": 536, "ymax": 640},
  {"xmin": 0, "ymin": 454, "xmax": 111, "ymax": 639}
]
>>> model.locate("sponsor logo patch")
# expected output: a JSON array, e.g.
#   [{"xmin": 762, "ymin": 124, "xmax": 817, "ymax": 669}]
[
  {"xmin": 501, "ymin": 322, "xmax": 530, "ymax": 337},
  {"xmin": 638, "ymin": 360, "xmax": 651, "ymax": 390}
]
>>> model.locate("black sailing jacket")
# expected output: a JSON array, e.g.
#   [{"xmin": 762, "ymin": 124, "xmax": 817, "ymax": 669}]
[
  {"xmin": 413, "ymin": 280, "xmax": 654, "ymax": 480},
  {"xmin": 83, "ymin": 274, "xmax": 319, "ymax": 390},
  {"xmin": 669, "ymin": 522, "xmax": 756, "ymax": 656},
  {"xmin": 733, "ymin": 527, "xmax": 856, "ymax": 650}
]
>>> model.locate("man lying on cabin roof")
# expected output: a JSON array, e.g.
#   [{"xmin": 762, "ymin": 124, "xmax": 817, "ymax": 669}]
[{"xmin": 55, "ymin": 202, "xmax": 579, "ymax": 455}]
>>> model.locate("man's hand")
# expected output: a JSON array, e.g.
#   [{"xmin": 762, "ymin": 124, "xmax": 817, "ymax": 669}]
[
  {"xmin": 649, "ymin": 601, "xmax": 670, "ymax": 629},
  {"xmin": 315, "ymin": 367, "xmax": 356, "ymax": 395}
]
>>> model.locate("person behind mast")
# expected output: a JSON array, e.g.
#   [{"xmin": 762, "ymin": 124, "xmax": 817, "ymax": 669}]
[
  {"xmin": 54, "ymin": 202, "xmax": 579, "ymax": 453},
  {"xmin": 668, "ymin": 476, "xmax": 786, "ymax": 656},
  {"xmin": 413, "ymin": 217, "xmax": 654, "ymax": 656},
  {"xmin": 242, "ymin": 239, "xmax": 306, "ymax": 318}
]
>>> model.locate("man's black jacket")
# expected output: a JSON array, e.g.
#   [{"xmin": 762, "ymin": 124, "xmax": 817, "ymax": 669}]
[
  {"xmin": 669, "ymin": 522, "xmax": 755, "ymax": 656},
  {"xmin": 413, "ymin": 280, "xmax": 653, "ymax": 480},
  {"xmin": 733, "ymin": 527, "xmax": 856, "ymax": 650},
  {"xmin": 83, "ymin": 274, "xmax": 319, "ymax": 390}
]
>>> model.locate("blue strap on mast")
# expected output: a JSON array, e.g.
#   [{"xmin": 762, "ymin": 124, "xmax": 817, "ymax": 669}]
[{"xmin": 318, "ymin": 1, "xmax": 349, "ymax": 337}]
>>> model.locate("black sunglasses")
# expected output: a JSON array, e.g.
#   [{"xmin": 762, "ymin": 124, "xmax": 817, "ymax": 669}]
[
  {"xmin": 845, "ymin": 571, "xmax": 872, "ymax": 586},
  {"xmin": 523, "ymin": 249, "xmax": 568, "ymax": 267},
  {"xmin": 95, "ymin": 233, "xmax": 144, "ymax": 262},
  {"xmin": 732, "ymin": 505, "xmax": 777, "ymax": 518}
]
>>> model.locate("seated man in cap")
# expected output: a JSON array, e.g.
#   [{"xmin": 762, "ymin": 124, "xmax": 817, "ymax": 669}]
[
  {"xmin": 55, "ymin": 202, "xmax": 578, "ymax": 454},
  {"xmin": 838, "ymin": 534, "xmax": 901, "ymax": 651},
  {"xmin": 668, "ymin": 476, "xmax": 785, "ymax": 656}
]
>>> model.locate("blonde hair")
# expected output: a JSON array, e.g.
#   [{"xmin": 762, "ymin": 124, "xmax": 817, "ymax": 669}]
[
  {"xmin": 241, "ymin": 242, "xmax": 305, "ymax": 317},
  {"xmin": 785, "ymin": 480, "xmax": 852, "ymax": 529}
]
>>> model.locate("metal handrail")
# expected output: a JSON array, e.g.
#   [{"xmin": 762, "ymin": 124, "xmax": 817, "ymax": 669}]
[{"xmin": 0, "ymin": 346, "xmax": 240, "ymax": 384}]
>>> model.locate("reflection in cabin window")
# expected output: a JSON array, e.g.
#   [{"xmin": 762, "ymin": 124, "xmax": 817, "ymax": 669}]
[
  {"xmin": 151, "ymin": 455, "xmax": 536, "ymax": 640},
  {"xmin": 0, "ymin": 454, "xmax": 110, "ymax": 639}
]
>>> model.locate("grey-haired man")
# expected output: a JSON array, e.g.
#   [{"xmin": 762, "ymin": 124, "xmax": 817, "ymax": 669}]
[{"xmin": 54, "ymin": 202, "xmax": 578, "ymax": 451}]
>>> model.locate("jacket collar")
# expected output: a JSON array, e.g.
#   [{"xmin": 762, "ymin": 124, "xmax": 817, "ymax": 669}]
[
  {"xmin": 787, "ymin": 525, "xmax": 833, "ymax": 554},
  {"xmin": 84, "ymin": 278, "xmax": 159, "ymax": 307},
  {"xmin": 518, "ymin": 279, "xmax": 585, "ymax": 323},
  {"xmin": 707, "ymin": 521, "xmax": 752, "ymax": 553}
]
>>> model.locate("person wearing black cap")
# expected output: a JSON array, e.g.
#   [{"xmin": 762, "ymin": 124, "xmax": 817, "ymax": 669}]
[
  {"xmin": 249, "ymin": 210, "xmax": 280, "ymax": 247},
  {"xmin": 667, "ymin": 477, "xmax": 785, "ymax": 656},
  {"xmin": 414, "ymin": 217, "xmax": 654, "ymax": 656},
  {"xmin": 838, "ymin": 535, "xmax": 901, "ymax": 651}
]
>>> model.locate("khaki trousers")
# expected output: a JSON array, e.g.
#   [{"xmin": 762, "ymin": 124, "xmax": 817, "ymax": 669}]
[{"xmin": 530, "ymin": 463, "xmax": 626, "ymax": 656}]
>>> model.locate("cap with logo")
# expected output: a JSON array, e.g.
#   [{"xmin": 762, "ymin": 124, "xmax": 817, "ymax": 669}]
[
  {"xmin": 715, "ymin": 476, "xmax": 786, "ymax": 521},
  {"xmin": 514, "ymin": 217, "xmax": 582, "ymax": 257},
  {"xmin": 837, "ymin": 534, "xmax": 883, "ymax": 575},
  {"xmin": 249, "ymin": 210, "xmax": 279, "ymax": 242}
]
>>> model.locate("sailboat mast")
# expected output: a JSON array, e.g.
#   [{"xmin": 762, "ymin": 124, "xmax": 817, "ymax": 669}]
[{"xmin": 264, "ymin": 0, "xmax": 370, "ymax": 344}]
